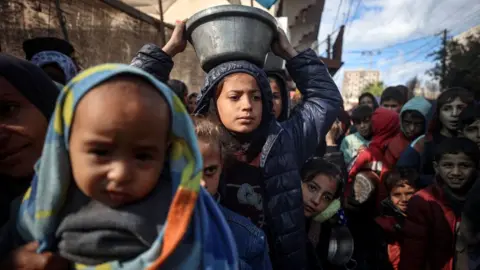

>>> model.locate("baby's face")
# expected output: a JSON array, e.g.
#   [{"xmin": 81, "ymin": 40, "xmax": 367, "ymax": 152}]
[{"xmin": 69, "ymin": 76, "xmax": 171, "ymax": 207}]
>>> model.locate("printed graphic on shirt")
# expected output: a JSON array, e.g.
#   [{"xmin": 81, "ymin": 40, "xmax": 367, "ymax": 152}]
[{"xmin": 225, "ymin": 183, "xmax": 265, "ymax": 228}]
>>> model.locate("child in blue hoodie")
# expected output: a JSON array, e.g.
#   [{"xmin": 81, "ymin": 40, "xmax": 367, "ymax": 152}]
[
  {"xmin": 193, "ymin": 116, "xmax": 272, "ymax": 270},
  {"xmin": 384, "ymin": 96, "xmax": 432, "ymax": 167}
]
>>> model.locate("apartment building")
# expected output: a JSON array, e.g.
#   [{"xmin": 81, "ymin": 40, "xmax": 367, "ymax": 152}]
[{"xmin": 342, "ymin": 70, "xmax": 380, "ymax": 106}]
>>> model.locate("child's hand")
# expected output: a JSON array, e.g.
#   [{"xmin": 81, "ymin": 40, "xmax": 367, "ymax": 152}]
[
  {"xmin": 326, "ymin": 119, "xmax": 343, "ymax": 146},
  {"xmin": 271, "ymin": 27, "xmax": 298, "ymax": 60},
  {"xmin": 1, "ymin": 242, "xmax": 70, "ymax": 270},
  {"xmin": 162, "ymin": 20, "xmax": 188, "ymax": 57}
]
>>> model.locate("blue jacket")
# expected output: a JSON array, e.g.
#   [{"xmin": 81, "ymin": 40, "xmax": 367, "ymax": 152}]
[
  {"xmin": 131, "ymin": 45, "xmax": 342, "ymax": 269},
  {"xmin": 220, "ymin": 206, "xmax": 272, "ymax": 270}
]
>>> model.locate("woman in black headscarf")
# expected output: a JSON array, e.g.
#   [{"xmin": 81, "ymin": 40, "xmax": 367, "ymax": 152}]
[
  {"xmin": 0, "ymin": 53, "xmax": 59, "ymax": 226},
  {"xmin": 0, "ymin": 54, "xmax": 69, "ymax": 269}
]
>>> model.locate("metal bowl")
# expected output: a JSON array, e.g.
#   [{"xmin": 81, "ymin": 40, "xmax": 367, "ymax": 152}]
[
  {"xmin": 186, "ymin": 5, "xmax": 278, "ymax": 72},
  {"xmin": 328, "ymin": 226, "xmax": 355, "ymax": 266}
]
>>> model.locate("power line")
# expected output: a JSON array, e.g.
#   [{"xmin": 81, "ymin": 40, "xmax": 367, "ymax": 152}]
[
  {"xmin": 348, "ymin": 37, "xmax": 440, "ymax": 66},
  {"xmin": 448, "ymin": 9, "xmax": 480, "ymax": 34},
  {"xmin": 434, "ymin": 2, "xmax": 477, "ymax": 30},
  {"xmin": 348, "ymin": 0, "xmax": 362, "ymax": 26},
  {"xmin": 345, "ymin": 0, "xmax": 362, "ymax": 35},
  {"xmin": 400, "ymin": 41, "xmax": 440, "ymax": 65},
  {"xmin": 332, "ymin": 0, "xmax": 344, "ymax": 33},
  {"xmin": 344, "ymin": 0, "xmax": 354, "ymax": 25},
  {"xmin": 346, "ymin": 35, "xmax": 434, "ymax": 54}
]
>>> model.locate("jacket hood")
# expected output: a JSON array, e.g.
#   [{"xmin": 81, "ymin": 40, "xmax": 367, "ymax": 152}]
[
  {"xmin": 194, "ymin": 60, "xmax": 274, "ymax": 127},
  {"xmin": 266, "ymin": 70, "xmax": 290, "ymax": 121},
  {"xmin": 370, "ymin": 107, "xmax": 400, "ymax": 151},
  {"xmin": 400, "ymin": 96, "xmax": 433, "ymax": 134}
]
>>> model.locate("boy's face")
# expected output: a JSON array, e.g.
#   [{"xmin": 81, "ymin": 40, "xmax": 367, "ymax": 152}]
[
  {"xmin": 216, "ymin": 73, "xmax": 262, "ymax": 134},
  {"xmin": 69, "ymin": 77, "xmax": 171, "ymax": 207},
  {"xmin": 390, "ymin": 183, "xmax": 416, "ymax": 213},
  {"xmin": 402, "ymin": 111, "xmax": 425, "ymax": 140},
  {"xmin": 462, "ymin": 120, "xmax": 480, "ymax": 149},
  {"xmin": 354, "ymin": 116, "xmax": 372, "ymax": 138},
  {"xmin": 269, "ymin": 79, "xmax": 283, "ymax": 120},
  {"xmin": 439, "ymin": 97, "xmax": 467, "ymax": 131},
  {"xmin": 199, "ymin": 140, "xmax": 222, "ymax": 196},
  {"xmin": 301, "ymin": 173, "xmax": 337, "ymax": 217},
  {"xmin": 434, "ymin": 153, "xmax": 476, "ymax": 191},
  {"xmin": 382, "ymin": 99, "xmax": 402, "ymax": 113}
]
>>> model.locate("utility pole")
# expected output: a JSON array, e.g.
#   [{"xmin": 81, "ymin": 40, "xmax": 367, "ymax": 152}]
[
  {"xmin": 441, "ymin": 29, "xmax": 448, "ymax": 89},
  {"xmin": 158, "ymin": 0, "xmax": 166, "ymax": 46},
  {"xmin": 360, "ymin": 50, "xmax": 381, "ymax": 69},
  {"xmin": 327, "ymin": 35, "xmax": 331, "ymax": 58}
]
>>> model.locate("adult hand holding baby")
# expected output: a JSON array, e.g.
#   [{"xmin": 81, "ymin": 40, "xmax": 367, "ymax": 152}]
[{"xmin": 0, "ymin": 242, "xmax": 69, "ymax": 270}]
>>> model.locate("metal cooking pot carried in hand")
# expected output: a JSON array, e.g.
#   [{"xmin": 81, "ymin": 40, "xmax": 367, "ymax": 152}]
[
  {"xmin": 328, "ymin": 226, "xmax": 355, "ymax": 267},
  {"xmin": 186, "ymin": 5, "xmax": 278, "ymax": 72}
]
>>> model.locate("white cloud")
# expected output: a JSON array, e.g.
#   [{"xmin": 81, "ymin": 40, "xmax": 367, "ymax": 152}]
[
  {"xmin": 381, "ymin": 60, "xmax": 435, "ymax": 85},
  {"xmin": 317, "ymin": 0, "xmax": 480, "ymax": 90}
]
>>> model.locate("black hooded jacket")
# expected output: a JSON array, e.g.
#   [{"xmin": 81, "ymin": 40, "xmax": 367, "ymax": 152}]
[{"xmin": 131, "ymin": 44, "xmax": 342, "ymax": 269}]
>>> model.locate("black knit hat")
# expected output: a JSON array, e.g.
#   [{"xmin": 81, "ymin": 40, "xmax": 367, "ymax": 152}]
[{"xmin": 0, "ymin": 53, "xmax": 59, "ymax": 119}]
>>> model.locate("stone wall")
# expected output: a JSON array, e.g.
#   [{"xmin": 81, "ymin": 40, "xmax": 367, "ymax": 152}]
[{"xmin": 0, "ymin": 0, "xmax": 205, "ymax": 91}]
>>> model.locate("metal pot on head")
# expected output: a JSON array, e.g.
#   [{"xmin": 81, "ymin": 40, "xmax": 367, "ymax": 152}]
[{"xmin": 186, "ymin": 5, "xmax": 278, "ymax": 72}]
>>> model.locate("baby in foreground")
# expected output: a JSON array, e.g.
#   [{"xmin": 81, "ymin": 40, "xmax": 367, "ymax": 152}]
[{"xmin": 0, "ymin": 64, "xmax": 237, "ymax": 269}]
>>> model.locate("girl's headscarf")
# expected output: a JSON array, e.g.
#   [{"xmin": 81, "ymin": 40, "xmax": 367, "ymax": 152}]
[
  {"xmin": 0, "ymin": 53, "xmax": 59, "ymax": 119},
  {"xmin": 31, "ymin": 51, "xmax": 78, "ymax": 83},
  {"xmin": 16, "ymin": 64, "xmax": 237, "ymax": 269}
]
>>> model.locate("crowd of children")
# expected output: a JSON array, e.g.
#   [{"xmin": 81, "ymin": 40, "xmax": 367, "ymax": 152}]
[{"xmin": 0, "ymin": 19, "xmax": 479, "ymax": 270}]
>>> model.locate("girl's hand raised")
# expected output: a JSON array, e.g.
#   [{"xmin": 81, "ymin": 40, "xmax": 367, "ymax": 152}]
[
  {"xmin": 162, "ymin": 20, "xmax": 187, "ymax": 57},
  {"xmin": 271, "ymin": 27, "xmax": 298, "ymax": 60}
]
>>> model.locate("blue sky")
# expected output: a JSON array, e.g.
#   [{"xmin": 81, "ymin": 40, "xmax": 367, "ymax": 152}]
[{"xmin": 316, "ymin": 0, "xmax": 480, "ymax": 91}]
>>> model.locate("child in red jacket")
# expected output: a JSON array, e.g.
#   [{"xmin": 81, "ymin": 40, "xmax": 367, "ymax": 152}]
[
  {"xmin": 375, "ymin": 169, "xmax": 418, "ymax": 270},
  {"xmin": 400, "ymin": 137, "xmax": 479, "ymax": 270},
  {"xmin": 347, "ymin": 107, "xmax": 400, "ymax": 207}
]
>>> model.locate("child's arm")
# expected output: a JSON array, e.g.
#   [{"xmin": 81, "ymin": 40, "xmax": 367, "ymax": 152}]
[
  {"xmin": 130, "ymin": 44, "xmax": 174, "ymax": 83},
  {"xmin": 348, "ymin": 149, "xmax": 372, "ymax": 181},
  {"xmin": 281, "ymin": 50, "xmax": 343, "ymax": 164},
  {"xmin": 130, "ymin": 21, "xmax": 186, "ymax": 83}
]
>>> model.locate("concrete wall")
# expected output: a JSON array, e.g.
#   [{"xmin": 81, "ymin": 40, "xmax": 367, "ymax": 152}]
[{"xmin": 0, "ymin": 0, "xmax": 204, "ymax": 92}]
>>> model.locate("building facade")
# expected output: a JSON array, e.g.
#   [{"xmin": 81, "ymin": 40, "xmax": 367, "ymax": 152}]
[{"xmin": 342, "ymin": 70, "xmax": 380, "ymax": 108}]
